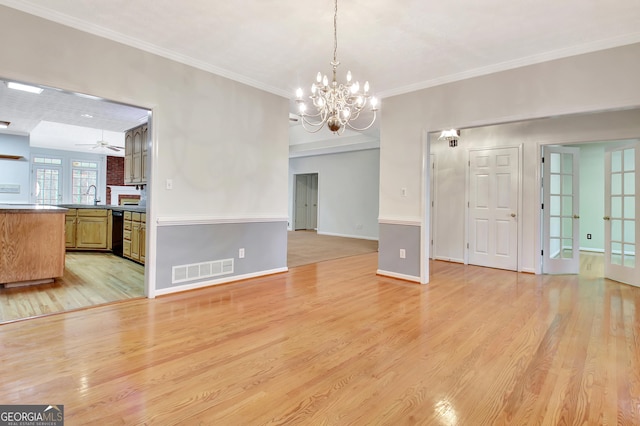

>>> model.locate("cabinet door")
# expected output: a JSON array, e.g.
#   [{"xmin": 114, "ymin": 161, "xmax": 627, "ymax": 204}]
[
  {"xmin": 124, "ymin": 129, "xmax": 134, "ymax": 185},
  {"xmin": 65, "ymin": 216, "xmax": 76, "ymax": 248},
  {"xmin": 76, "ymin": 217, "xmax": 109, "ymax": 249},
  {"xmin": 131, "ymin": 221, "xmax": 141, "ymax": 260},
  {"xmin": 132, "ymin": 127, "xmax": 143, "ymax": 183},
  {"xmin": 140, "ymin": 223, "xmax": 146, "ymax": 264},
  {"xmin": 141, "ymin": 124, "xmax": 148, "ymax": 183}
]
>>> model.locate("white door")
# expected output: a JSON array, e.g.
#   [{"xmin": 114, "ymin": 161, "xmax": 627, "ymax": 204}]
[
  {"xmin": 294, "ymin": 175, "xmax": 308, "ymax": 230},
  {"xmin": 604, "ymin": 143, "xmax": 639, "ymax": 286},
  {"xmin": 542, "ymin": 146, "xmax": 580, "ymax": 274},
  {"xmin": 468, "ymin": 147, "xmax": 519, "ymax": 270}
]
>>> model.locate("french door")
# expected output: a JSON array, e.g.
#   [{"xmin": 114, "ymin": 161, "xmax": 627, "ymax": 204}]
[
  {"xmin": 604, "ymin": 143, "xmax": 639, "ymax": 286},
  {"xmin": 542, "ymin": 146, "xmax": 580, "ymax": 274}
]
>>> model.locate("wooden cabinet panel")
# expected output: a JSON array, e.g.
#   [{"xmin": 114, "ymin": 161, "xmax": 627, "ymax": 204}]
[
  {"xmin": 123, "ymin": 211, "xmax": 145, "ymax": 264},
  {"xmin": 66, "ymin": 209, "xmax": 110, "ymax": 250},
  {"xmin": 76, "ymin": 217, "xmax": 109, "ymax": 249},
  {"xmin": 124, "ymin": 124, "xmax": 147, "ymax": 185}
]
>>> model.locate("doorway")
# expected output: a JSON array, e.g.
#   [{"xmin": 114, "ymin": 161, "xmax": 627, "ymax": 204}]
[
  {"xmin": 540, "ymin": 141, "xmax": 639, "ymax": 287},
  {"xmin": 294, "ymin": 173, "xmax": 318, "ymax": 231}
]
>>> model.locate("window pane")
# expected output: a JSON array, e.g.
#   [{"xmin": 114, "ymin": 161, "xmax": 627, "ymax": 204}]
[
  {"xmin": 562, "ymin": 153, "xmax": 573, "ymax": 174},
  {"xmin": 612, "ymin": 150, "xmax": 622, "ymax": 173},
  {"xmin": 612, "ymin": 173, "xmax": 622, "ymax": 195},
  {"xmin": 624, "ymin": 196, "xmax": 635, "ymax": 219},
  {"xmin": 624, "ymin": 172, "xmax": 635, "ymax": 195},
  {"xmin": 550, "ymin": 217, "xmax": 561, "ymax": 238},
  {"xmin": 550, "ymin": 195, "xmax": 561, "ymax": 216},
  {"xmin": 562, "ymin": 196, "xmax": 572, "ymax": 216},
  {"xmin": 624, "ymin": 220, "xmax": 635, "ymax": 244},
  {"xmin": 624, "ymin": 245, "xmax": 635, "ymax": 268},
  {"xmin": 562, "ymin": 218, "xmax": 573, "ymax": 238},
  {"xmin": 550, "ymin": 174, "xmax": 560, "ymax": 195},
  {"xmin": 550, "ymin": 153, "xmax": 560, "ymax": 173},
  {"xmin": 612, "ymin": 196, "xmax": 622, "ymax": 218},
  {"xmin": 562, "ymin": 174, "xmax": 572, "ymax": 195},
  {"xmin": 562, "ymin": 240, "xmax": 573, "ymax": 259},
  {"xmin": 612, "ymin": 219, "xmax": 622, "ymax": 241},
  {"xmin": 551, "ymin": 238, "xmax": 561, "ymax": 259},
  {"xmin": 623, "ymin": 148, "xmax": 635, "ymax": 172},
  {"xmin": 611, "ymin": 242, "xmax": 622, "ymax": 265}
]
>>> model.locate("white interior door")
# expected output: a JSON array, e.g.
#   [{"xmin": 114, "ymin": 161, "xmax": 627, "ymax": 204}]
[
  {"xmin": 468, "ymin": 147, "xmax": 519, "ymax": 270},
  {"xmin": 294, "ymin": 175, "xmax": 308, "ymax": 230},
  {"xmin": 604, "ymin": 143, "xmax": 639, "ymax": 286},
  {"xmin": 542, "ymin": 146, "xmax": 580, "ymax": 274}
]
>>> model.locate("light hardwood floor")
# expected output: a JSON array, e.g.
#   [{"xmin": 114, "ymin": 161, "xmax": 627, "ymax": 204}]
[
  {"xmin": 0, "ymin": 252, "xmax": 638, "ymax": 424},
  {"xmin": 287, "ymin": 230, "xmax": 378, "ymax": 268},
  {"xmin": 0, "ymin": 252, "xmax": 144, "ymax": 323}
]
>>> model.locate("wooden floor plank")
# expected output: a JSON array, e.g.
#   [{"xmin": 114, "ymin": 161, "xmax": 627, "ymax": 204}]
[{"xmin": 1, "ymin": 253, "xmax": 639, "ymax": 424}]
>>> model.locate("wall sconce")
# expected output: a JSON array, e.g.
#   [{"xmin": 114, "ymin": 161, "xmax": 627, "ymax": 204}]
[{"xmin": 438, "ymin": 129, "xmax": 460, "ymax": 147}]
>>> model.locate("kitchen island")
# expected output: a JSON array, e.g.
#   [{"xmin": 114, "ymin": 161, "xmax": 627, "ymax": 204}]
[{"xmin": 0, "ymin": 204, "xmax": 67, "ymax": 287}]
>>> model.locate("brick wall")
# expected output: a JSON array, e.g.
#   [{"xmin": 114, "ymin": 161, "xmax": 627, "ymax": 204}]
[{"xmin": 106, "ymin": 156, "xmax": 125, "ymax": 202}]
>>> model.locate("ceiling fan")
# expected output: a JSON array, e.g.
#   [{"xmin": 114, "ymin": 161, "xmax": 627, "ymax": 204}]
[{"xmin": 76, "ymin": 129, "xmax": 122, "ymax": 152}]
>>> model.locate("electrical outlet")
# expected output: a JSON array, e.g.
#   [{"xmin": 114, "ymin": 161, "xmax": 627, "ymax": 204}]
[
  {"xmin": 399, "ymin": 249, "xmax": 406, "ymax": 259},
  {"xmin": 166, "ymin": 179, "xmax": 173, "ymax": 190},
  {"xmin": 587, "ymin": 233, "xmax": 592, "ymax": 240},
  {"xmin": 401, "ymin": 188, "xmax": 407, "ymax": 197},
  {"xmin": 239, "ymin": 248, "xmax": 245, "ymax": 258}
]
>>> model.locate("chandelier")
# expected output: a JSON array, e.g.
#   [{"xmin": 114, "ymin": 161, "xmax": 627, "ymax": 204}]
[{"xmin": 295, "ymin": 0, "xmax": 378, "ymax": 134}]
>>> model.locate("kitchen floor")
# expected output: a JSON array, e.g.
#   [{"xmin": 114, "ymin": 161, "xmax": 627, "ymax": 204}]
[{"xmin": 0, "ymin": 252, "xmax": 144, "ymax": 323}]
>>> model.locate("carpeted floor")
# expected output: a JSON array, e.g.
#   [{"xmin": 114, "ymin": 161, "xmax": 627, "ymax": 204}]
[{"xmin": 287, "ymin": 230, "xmax": 378, "ymax": 268}]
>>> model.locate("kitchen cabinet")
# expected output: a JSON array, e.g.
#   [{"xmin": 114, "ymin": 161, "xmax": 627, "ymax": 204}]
[
  {"xmin": 65, "ymin": 208, "xmax": 112, "ymax": 250},
  {"xmin": 124, "ymin": 123, "xmax": 148, "ymax": 185},
  {"xmin": 0, "ymin": 206, "xmax": 66, "ymax": 286},
  {"xmin": 123, "ymin": 211, "xmax": 145, "ymax": 264}
]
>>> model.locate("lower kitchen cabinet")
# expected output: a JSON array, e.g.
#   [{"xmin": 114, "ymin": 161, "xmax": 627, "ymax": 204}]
[
  {"xmin": 123, "ymin": 211, "xmax": 145, "ymax": 264},
  {"xmin": 65, "ymin": 208, "xmax": 111, "ymax": 250}
]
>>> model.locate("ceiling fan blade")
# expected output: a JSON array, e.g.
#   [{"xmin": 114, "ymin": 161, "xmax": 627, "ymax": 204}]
[
  {"xmin": 75, "ymin": 143, "xmax": 97, "ymax": 146},
  {"xmin": 107, "ymin": 146, "xmax": 120, "ymax": 151}
]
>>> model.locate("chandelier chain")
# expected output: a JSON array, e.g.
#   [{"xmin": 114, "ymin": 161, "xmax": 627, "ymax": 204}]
[{"xmin": 333, "ymin": 0, "xmax": 338, "ymax": 64}]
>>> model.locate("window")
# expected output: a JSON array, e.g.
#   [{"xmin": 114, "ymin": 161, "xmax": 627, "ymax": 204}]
[
  {"xmin": 33, "ymin": 156, "xmax": 63, "ymax": 205},
  {"xmin": 71, "ymin": 160, "xmax": 99, "ymax": 204}
]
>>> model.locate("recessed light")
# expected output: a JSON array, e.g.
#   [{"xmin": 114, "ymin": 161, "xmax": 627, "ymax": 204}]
[
  {"xmin": 7, "ymin": 82, "xmax": 44, "ymax": 94},
  {"xmin": 81, "ymin": 114, "xmax": 93, "ymax": 118},
  {"xmin": 0, "ymin": 121, "xmax": 10, "ymax": 128}
]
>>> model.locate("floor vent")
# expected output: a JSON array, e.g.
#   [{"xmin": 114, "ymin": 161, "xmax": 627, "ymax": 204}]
[{"xmin": 172, "ymin": 258, "xmax": 234, "ymax": 284}]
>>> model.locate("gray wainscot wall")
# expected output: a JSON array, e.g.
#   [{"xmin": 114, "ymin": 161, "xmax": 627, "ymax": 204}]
[
  {"xmin": 155, "ymin": 220, "xmax": 288, "ymax": 294},
  {"xmin": 378, "ymin": 222, "xmax": 421, "ymax": 281}
]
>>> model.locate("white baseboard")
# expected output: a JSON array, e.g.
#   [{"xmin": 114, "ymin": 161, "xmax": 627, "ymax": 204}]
[
  {"xmin": 155, "ymin": 267, "xmax": 288, "ymax": 296},
  {"xmin": 317, "ymin": 231, "xmax": 379, "ymax": 241},
  {"xmin": 377, "ymin": 269, "xmax": 420, "ymax": 283},
  {"xmin": 434, "ymin": 256, "xmax": 464, "ymax": 264}
]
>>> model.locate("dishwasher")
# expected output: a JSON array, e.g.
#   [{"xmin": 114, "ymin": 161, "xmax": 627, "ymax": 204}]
[{"xmin": 112, "ymin": 210, "xmax": 124, "ymax": 257}]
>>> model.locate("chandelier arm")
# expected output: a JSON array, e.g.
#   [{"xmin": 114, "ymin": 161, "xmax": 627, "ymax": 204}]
[
  {"xmin": 345, "ymin": 111, "xmax": 377, "ymax": 132},
  {"xmin": 300, "ymin": 117, "xmax": 330, "ymax": 133}
]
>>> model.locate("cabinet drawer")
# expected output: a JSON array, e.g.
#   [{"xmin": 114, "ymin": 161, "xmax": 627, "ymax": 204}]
[
  {"xmin": 65, "ymin": 208, "xmax": 77, "ymax": 217},
  {"xmin": 123, "ymin": 230, "xmax": 132, "ymax": 241},
  {"xmin": 141, "ymin": 213, "xmax": 146, "ymax": 223},
  {"xmin": 77, "ymin": 209, "xmax": 108, "ymax": 217},
  {"xmin": 132, "ymin": 212, "xmax": 141, "ymax": 222},
  {"xmin": 124, "ymin": 211, "xmax": 132, "ymax": 220},
  {"xmin": 124, "ymin": 220, "xmax": 132, "ymax": 231},
  {"xmin": 123, "ymin": 240, "xmax": 131, "ymax": 256}
]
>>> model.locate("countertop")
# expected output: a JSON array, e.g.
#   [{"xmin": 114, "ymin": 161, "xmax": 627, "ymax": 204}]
[
  {"xmin": 58, "ymin": 204, "xmax": 147, "ymax": 213},
  {"xmin": 0, "ymin": 204, "xmax": 68, "ymax": 213}
]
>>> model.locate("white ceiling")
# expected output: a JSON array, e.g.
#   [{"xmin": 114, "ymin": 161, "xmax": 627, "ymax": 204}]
[{"xmin": 1, "ymin": 0, "xmax": 640, "ymax": 151}]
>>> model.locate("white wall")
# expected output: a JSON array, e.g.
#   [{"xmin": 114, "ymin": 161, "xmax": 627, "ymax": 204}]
[
  {"xmin": 0, "ymin": 6, "xmax": 289, "ymax": 294},
  {"xmin": 289, "ymin": 149, "xmax": 380, "ymax": 240},
  {"xmin": 382, "ymin": 43, "xmax": 640, "ymax": 274},
  {"xmin": 430, "ymin": 110, "xmax": 640, "ymax": 269},
  {"xmin": 0, "ymin": 6, "xmax": 289, "ymax": 220},
  {"xmin": 0, "ymin": 133, "xmax": 30, "ymax": 203}
]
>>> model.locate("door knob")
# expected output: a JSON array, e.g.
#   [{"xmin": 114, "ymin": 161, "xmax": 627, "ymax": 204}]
[
  {"xmin": 573, "ymin": 214, "xmax": 580, "ymax": 219},
  {"xmin": 510, "ymin": 213, "xmax": 516, "ymax": 218},
  {"xmin": 603, "ymin": 216, "xmax": 610, "ymax": 220}
]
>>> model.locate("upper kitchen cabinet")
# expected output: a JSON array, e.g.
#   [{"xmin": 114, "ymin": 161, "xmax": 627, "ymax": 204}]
[{"xmin": 124, "ymin": 123, "xmax": 148, "ymax": 185}]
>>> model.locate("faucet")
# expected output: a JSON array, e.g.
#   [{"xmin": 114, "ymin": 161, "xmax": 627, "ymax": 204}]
[{"xmin": 86, "ymin": 185, "xmax": 100, "ymax": 205}]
